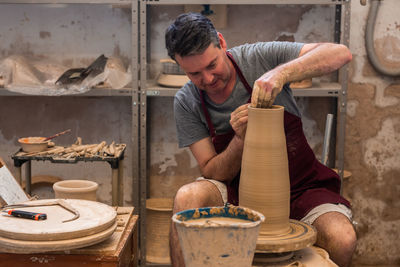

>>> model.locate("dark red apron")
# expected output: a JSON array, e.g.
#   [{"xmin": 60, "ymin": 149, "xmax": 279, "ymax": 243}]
[{"xmin": 199, "ymin": 52, "xmax": 350, "ymax": 220}]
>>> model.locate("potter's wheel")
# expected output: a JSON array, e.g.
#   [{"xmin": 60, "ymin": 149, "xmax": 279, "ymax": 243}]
[
  {"xmin": 0, "ymin": 199, "xmax": 117, "ymax": 253},
  {"xmin": 256, "ymin": 219, "xmax": 316, "ymax": 253},
  {"xmin": 253, "ymin": 247, "xmax": 338, "ymax": 267}
]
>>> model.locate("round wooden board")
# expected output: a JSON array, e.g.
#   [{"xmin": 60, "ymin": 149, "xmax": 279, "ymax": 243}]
[
  {"xmin": 0, "ymin": 199, "xmax": 116, "ymax": 241},
  {"xmin": 256, "ymin": 220, "xmax": 317, "ymax": 253},
  {"xmin": 0, "ymin": 220, "xmax": 117, "ymax": 254}
]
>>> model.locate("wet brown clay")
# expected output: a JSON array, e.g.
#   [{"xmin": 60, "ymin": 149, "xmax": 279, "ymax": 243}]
[
  {"xmin": 239, "ymin": 105, "xmax": 290, "ymax": 236},
  {"xmin": 239, "ymin": 105, "xmax": 316, "ymax": 253}
]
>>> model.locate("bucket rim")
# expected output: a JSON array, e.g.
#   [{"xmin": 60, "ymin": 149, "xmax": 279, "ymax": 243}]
[{"xmin": 172, "ymin": 204, "xmax": 265, "ymax": 228}]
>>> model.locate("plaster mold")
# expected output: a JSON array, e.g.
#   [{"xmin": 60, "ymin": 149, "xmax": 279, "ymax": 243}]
[{"xmin": 363, "ymin": 117, "xmax": 400, "ymax": 181}]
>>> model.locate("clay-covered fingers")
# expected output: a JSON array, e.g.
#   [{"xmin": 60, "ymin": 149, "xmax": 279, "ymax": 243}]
[
  {"xmin": 230, "ymin": 104, "xmax": 249, "ymax": 126},
  {"xmin": 250, "ymin": 83, "xmax": 260, "ymax": 108},
  {"xmin": 251, "ymin": 82, "xmax": 273, "ymax": 108},
  {"xmin": 261, "ymin": 91, "xmax": 272, "ymax": 108},
  {"xmin": 230, "ymin": 104, "xmax": 249, "ymax": 140}
]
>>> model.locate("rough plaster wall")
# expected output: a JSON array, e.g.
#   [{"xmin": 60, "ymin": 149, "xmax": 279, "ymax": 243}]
[
  {"xmin": 346, "ymin": 1, "xmax": 400, "ymax": 266},
  {"xmin": 0, "ymin": 4, "xmax": 131, "ymax": 64},
  {"xmin": 147, "ymin": 5, "xmax": 336, "ymax": 199},
  {"xmin": 148, "ymin": 97, "xmax": 200, "ymax": 199},
  {"xmin": 0, "ymin": 4, "xmax": 134, "ymax": 206}
]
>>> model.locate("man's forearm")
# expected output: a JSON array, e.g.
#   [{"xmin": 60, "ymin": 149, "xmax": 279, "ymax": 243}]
[
  {"xmin": 278, "ymin": 43, "xmax": 352, "ymax": 84},
  {"xmin": 251, "ymin": 43, "xmax": 352, "ymax": 108},
  {"xmin": 201, "ymin": 135, "xmax": 244, "ymax": 182}
]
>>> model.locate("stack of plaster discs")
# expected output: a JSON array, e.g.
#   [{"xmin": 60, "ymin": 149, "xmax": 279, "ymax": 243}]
[{"xmin": 0, "ymin": 199, "xmax": 117, "ymax": 253}]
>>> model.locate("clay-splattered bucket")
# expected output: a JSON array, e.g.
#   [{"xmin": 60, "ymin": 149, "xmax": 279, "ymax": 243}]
[
  {"xmin": 146, "ymin": 198, "xmax": 173, "ymax": 264},
  {"xmin": 172, "ymin": 205, "xmax": 265, "ymax": 267},
  {"xmin": 53, "ymin": 179, "xmax": 98, "ymax": 201}
]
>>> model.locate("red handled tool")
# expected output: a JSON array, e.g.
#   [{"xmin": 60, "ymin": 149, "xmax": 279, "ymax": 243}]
[{"xmin": 2, "ymin": 209, "xmax": 47, "ymax": 220}]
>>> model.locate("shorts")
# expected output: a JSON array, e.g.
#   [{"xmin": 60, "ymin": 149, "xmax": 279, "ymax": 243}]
[
  {"xmin": 300, "ymin": 203, "xmax": 353, "ymax": 225},
  {"xmin": 196, "ymin": 177, "xmax": 228, "ymax": 204},
  {"xmin": 196, "ymin": 177, "xmax": 353, "ymax": 225}
]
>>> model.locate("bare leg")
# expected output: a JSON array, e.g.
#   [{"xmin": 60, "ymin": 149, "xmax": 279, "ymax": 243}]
[
  {"xmin": 312, "ymin": 211, "xmax": 357, "ymax": 267},
  {"xmin": 170, "ymin": 180, "xmax": 224, "ymax": 267}
]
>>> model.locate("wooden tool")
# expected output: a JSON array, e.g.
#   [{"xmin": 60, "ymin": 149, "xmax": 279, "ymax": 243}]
[{"xmin": 43, "ymin": 129, "xmax": 71, "ymax": 141}]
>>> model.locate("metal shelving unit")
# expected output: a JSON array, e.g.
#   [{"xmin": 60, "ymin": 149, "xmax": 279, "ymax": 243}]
[
  {"xmin": 139, "ymin": 0, "xmax": 351, "ymax": 266},
  {"xmin": 0, "ymin": 0, "xmax": 141, "ymax": 240}
]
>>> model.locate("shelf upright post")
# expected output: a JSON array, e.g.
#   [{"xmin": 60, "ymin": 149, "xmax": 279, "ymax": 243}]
[
  {"xmin": 337, "ymin": 0, "xmax": 351, "ymax": 193},
  {"xmin": 139, "ymin": 0, "xmax": 148, "ymax": 266},
  {"xmin": 131, "ymin": 0, "xmax": 140, "ymax": 210},
  {"xmin": 131, "ymin": 4, "xmax": 140, "ymax": 267}
]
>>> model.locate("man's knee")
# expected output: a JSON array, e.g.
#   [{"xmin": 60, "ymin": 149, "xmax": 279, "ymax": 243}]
[
  {"xmin": 173, "ymin": 181, "xmax": 223, "ymax": 213},
  {"xmin": 313, "ymin": 211, "xmax": 357, "ymax": 249},
  {"xmin": 338, "ymin": 220, "xmax": 357, "ymax": 250}
]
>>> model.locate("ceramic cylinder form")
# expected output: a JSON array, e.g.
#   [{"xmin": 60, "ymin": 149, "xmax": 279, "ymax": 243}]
[
  {"xmin": 53, "ymin": 179, "xmax": 98, "ymax": 201},
  {"xmin": 239, "ymin": 105, "xmax": 291, "ymax": 236},
  {"xmin": 172, "ymin": 205, "xmax": 265, "ymax": 267},
  {"xmin": 146, "ymin": 198, "xmax": 173, "ymax": 264}
]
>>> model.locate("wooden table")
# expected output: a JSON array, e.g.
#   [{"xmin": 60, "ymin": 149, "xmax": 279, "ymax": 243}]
[{"xmin": 0, "ymin": 207, "xmax": 138, "ymax": 267}]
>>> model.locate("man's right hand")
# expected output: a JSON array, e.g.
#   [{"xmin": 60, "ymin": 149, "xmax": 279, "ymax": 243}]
[{"xmin": 230, "ymin": 104, "xmax": 250, "ymax": 140}]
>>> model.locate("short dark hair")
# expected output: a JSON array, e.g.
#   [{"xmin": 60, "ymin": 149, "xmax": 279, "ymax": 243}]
[{"xmin": 165, "ymin": 13, "xmax": 220, "ymax": 60}]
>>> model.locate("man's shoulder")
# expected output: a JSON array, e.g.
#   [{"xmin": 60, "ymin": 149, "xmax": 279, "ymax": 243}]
[{"xmin": 174, "ymin": 81, "xmax": 201, "ymax": 107}]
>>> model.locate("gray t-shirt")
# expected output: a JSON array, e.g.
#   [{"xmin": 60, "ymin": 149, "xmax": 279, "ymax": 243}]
[{"xmin": 174, "ymin": 41, "xmax": 304, "ymax": 148}]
